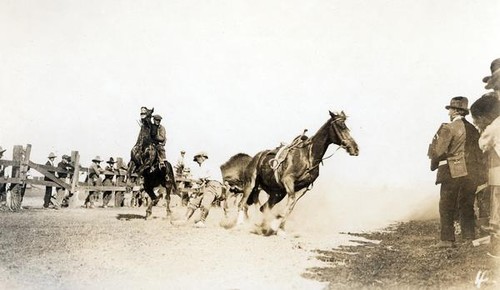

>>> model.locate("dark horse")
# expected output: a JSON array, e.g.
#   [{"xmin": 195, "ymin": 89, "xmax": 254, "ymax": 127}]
[
  {"xmin": 128, "ymin": 107, "xmax": 177, "ymax": 220},
  {"xmin": 236, "ymin": 111, "xmax": 359, "ymax": 234}
]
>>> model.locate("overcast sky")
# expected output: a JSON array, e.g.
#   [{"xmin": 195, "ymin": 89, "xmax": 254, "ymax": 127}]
[{"xmin": 1, "ymin": 0, "xmax": 499, "ymax": 222}]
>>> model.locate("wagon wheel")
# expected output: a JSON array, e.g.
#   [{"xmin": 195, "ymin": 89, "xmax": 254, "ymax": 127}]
[{"xmin": 8, "ymin": 184, "xmax": 24, "ymax": 211}]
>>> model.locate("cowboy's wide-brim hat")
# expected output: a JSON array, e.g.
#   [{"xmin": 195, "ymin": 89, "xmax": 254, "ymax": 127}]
[
  {"xmin": 445, "ymin": 96, "xmax": 469, "ymax": 115},
  {"xmin": 484, "ymin": 69, "xmax": 500, "ymax": 90},
  {"xmin": 193, "ymin": 151, "xmax": 208, "ymax": 161},
  {"xmin": 92, "ymin": 156, "xmax": 103, "ymax": 162},
  {"xmin": 48, "ymin": 152, "xmax": 57, "ymax": 159},
  {"xmin": 106, "ymin": 157, "xmax": 115, "ymax": 164},
  {"xmin": 483, "ymin": 58, "xmax": 500, "ymax": 90},
  {"xmin": 62, "ymin": 154, "xmax": 71, "ymax": 161}
]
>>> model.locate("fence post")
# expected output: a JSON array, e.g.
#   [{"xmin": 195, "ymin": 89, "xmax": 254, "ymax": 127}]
[
  {"xmin": 67, "ymin": 151, "xmax": 81, "ymax": 208},
  {"xmin": 8, "ymin": 145, "xmax": 25, "ymax": 210}
]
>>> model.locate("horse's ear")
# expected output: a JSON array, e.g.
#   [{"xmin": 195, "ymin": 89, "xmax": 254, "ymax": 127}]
[
  {"xmin": 329, "ymin": 110, "xmax": 336, "ymax": 118},
  {"xmin": 151, "ymin": 107, "xmax": 155, "ymax": 114},
  {"xmin": 341, "ymin": 110, "xmax": 346, "ymax": 117}
]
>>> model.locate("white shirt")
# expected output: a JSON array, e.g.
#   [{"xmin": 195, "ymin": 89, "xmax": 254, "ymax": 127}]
[{"xmin": 189, "ymin": 159, "xmax": 223, "ymax": 186}]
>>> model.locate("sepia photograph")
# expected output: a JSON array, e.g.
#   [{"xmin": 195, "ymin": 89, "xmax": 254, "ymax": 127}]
[{"xmin": 1, "ymin": 0, "xmax": 500, "ymax": 289}]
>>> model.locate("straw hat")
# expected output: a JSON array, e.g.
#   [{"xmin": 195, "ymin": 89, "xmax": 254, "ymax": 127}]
[
  {"xmin": 92, "ymin": 156, "xmax": 103, "ymax": 163},
  {"xmin": 193, "ymin": 151, "xmax": 208, "ymax": 161}
]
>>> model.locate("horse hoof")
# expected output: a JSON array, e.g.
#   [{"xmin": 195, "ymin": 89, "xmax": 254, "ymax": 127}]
[
  {"xmin": 270, "ymin": 218, "xmax": 281, "ymax": 232},
  {"xmin": 276, "ymin": 229, "xmax": 287, "ymax": 237}
]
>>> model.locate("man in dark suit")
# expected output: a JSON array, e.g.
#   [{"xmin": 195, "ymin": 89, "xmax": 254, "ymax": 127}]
[
  {"xmin": 428, "ymin": 96, "xmax": 486, "ymax": 248},
  {"xmin": 43, "ymin": 152, "xmax": 58, "ymax": 209}
]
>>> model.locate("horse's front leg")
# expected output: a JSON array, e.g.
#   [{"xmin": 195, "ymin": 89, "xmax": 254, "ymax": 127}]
[{"xmin": 271, "ymin": 177, "xmax": 299, "ymax": 235}]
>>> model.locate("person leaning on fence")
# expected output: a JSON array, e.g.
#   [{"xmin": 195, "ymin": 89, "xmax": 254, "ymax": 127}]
[
  {"xmin": 0, "ymin": 146, "xmax": 7, "ymax": 206},
  {"xmin": 428, "ymin": 96, "xmax": 486, "ymax": 248},
  {"xmin": 114, "ymin": 161, "xmax": 127, "ymax": 207},
  {"xmin": 470, "ymin": 94, "xmax": 500, "ymax": 257},
  {"xmin": 43, "ymin": 152, "xmax": 58, "ymax": 209},
  {"xmin": 182, "ymin": 151, "xmax": 223, "ymax": 228},
  {"xmin": 151, "ymin": 114, "xmax": 167, "ymax": 168},
  {"xmin": 55, "ymin": 154, "xmax": 73, "ymax": 209},
  {"xmin": 85, "ymin": 156, "xmax": 104, "ymax": 208},
  {"xmin": 101, "ymin": 157, "xmax": 116, "ymax": 208}
]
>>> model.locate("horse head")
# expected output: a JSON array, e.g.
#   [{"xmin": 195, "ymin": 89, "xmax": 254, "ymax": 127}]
[
  {"xmin": 328, "ymin": 110, "xmax": 359, "ymax": 156},
  {"xmin": 140, "ymin": 106, "xmax": 154, "ymax": 122}
]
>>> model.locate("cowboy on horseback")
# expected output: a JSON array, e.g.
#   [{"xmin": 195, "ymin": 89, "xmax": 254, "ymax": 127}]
[{"xmin": 151, "ymin": 114, "xmax": 167, "ymax": 169}]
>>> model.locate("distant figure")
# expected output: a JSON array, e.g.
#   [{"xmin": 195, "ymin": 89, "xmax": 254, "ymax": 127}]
[
  {"xmin": 483, "ymin": 58, "xmax": 500, "ymax": 99},
  {"xmin": 85, "ymin": 156, "xmax": 104, "ymax": 208},
  {"xmin": 43, "ymin": 152, "xmax": 58, "ymax": 209},
  {"xmin": 0, "ymin": 146, "xmax": 7, "ymax": 206},
  {"xmin": 428, "ymin": 97, "xmax": 486, "ymax": 248},
  {"xmin": 55, "ymin": 154, "xmax": 73, "ymax": 208},
  {"xmin": 102, "ymin": 157, "xmax": 116, "ymax": 208},
  {"xmin": 115, "ymin": 160, "xmax": 127, "ymax": 207},
  {"xmin": 471, "ymin": 94, "xmax": 500, "ymax": 257},
  {"xmin": 175, "ymin": 150, "xmax": 186, "ymax": 177},
  {"xmin": 182, "ymin": 151, "xmax": 223, "ymax": 228},
  {"xmin": 151, "ymin": 114, "xmax": 167, "ymax": 168}
]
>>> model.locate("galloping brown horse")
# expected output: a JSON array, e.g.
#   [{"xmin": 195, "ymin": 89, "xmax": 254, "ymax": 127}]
[
  {"xmin": 236, "ymin": 111, "xmax": 359, "ymax": 234},
  {"xmin": 128, "ymin": 107, "xmax": 176, "ymax": 220}
]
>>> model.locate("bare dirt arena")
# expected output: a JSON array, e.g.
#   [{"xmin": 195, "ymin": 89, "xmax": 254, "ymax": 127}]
[{"xmin": 0, "ymin": 187, "xmax": 373, "ymax": 290}]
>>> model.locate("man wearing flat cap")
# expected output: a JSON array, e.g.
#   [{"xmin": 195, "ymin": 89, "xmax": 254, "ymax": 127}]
[
  {"xmin": 428, "ymin": 97, "xmax": 486, "ymax": 248},
  {"xmin": 0, "ymin": 146, "xmax": 7, "ymax": 206},
  {"xmin": 151, "ymin": 114, "xmax": 167, "ymax": 168}
]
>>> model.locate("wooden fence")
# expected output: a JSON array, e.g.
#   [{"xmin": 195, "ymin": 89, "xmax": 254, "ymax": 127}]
[{"xmin": 0, "ymin": 144, "xmax": 194, "ymax": 210}]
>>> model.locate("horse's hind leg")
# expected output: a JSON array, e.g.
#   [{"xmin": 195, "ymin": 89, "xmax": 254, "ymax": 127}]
[
  {"xmin": 164, "ymin": 185, "xmax": 172, "ymax": 219},
  {"xmin": 144, "ymin": 187, "xmax": 157, "ymax": 220}
]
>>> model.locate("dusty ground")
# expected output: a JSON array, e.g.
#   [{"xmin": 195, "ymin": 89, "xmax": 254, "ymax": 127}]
[
  {"xmin": 1, "ymin": 188, "xmax": 497, "ymax": 290},
  {"xmin": 0, "ymin": 188, "xmax": 363, "ymax": 290}
]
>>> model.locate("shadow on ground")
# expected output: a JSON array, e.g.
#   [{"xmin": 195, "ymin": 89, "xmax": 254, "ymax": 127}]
[{"xmin": 116, "ymin": 213, "xmax": 148, "ymax": 221}]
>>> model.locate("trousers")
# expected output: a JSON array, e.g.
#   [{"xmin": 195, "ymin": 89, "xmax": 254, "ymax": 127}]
[{"xmin": 439, "ymin": 176, "xmax": 476, "ymax": 241}]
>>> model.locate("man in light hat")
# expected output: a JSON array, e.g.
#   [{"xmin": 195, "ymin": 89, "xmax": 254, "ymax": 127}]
[
  {"xmin": 428, "ymin": 97, "xmax": 486, "ymax": 248},
  {"xmin": 175, "ymin": 150, "xmax": 186, "ymax": 177},
  {"xmin": 483, "ymin": 58, "xmax": 500, "ymax": 100},
  {"xmin": 85, "ymin": 156, "xmax": 104, "ymax": 208},
  {"xmin": 471, "ymin": 94, "xmax": 500, "ymax": 257},
  {"xmin": 0, "ymin": 146, "xmax": 7, "ymax": 206},
  {"xmin": 43, "ymin": 152, "xmax": 58, "ymax": 209},
  {"xmin": 181, "ymin": 151, "xmax": 223, "ymax": 228},
  {"xmin": 151, "ymin": 114, "xmax": 167, "ymax": 168}
]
